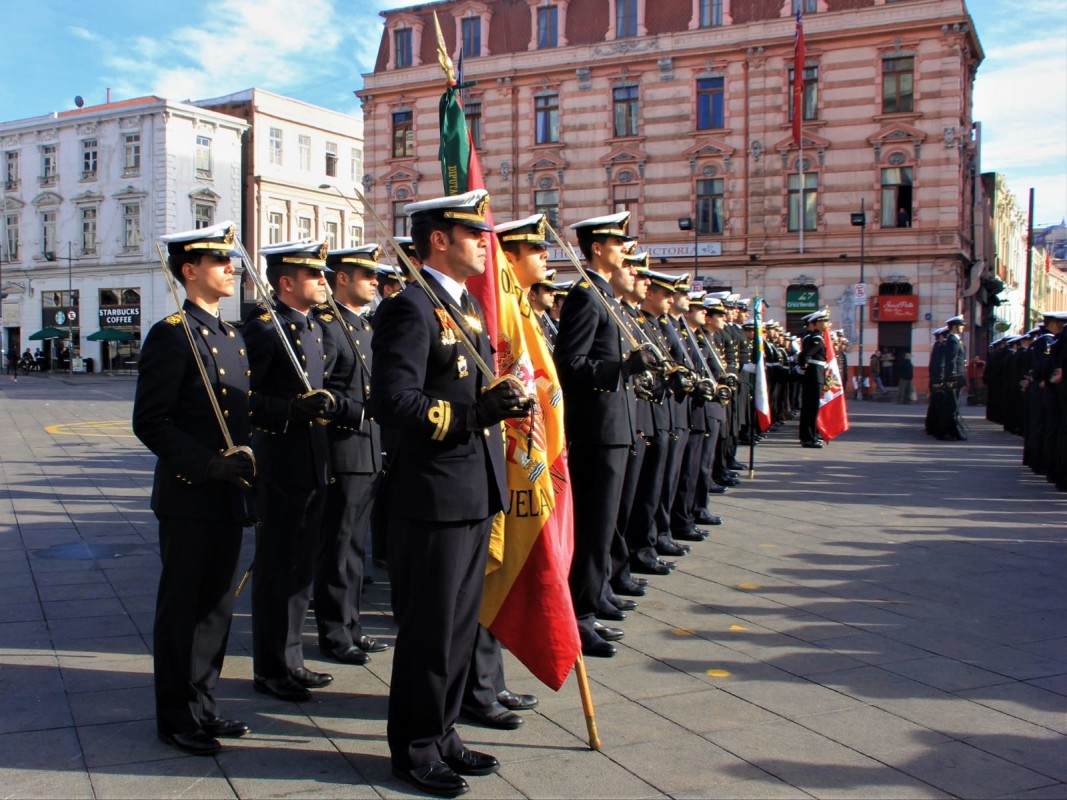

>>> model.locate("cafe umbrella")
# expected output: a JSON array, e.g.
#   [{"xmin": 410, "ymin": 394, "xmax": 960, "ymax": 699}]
[
  {"xmin": 86, "ymin": 328, "xmax": 136, "ymax": 342},
  {"xmin": 27, "ymin": 327, "xmax": 70, "ymax": 340}
]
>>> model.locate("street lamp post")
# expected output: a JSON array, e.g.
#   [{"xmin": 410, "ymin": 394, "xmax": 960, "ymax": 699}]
[
  {"xmin": 851, "ymin": 200, "xmax": 867, "ymax": 400},
  {"xmin": 678, "ymin": 217, "xmax": 698, "ymax": 284},
  {"xmin": 67, "ymin": 241, "xmax": 74, "ymax": 375}
]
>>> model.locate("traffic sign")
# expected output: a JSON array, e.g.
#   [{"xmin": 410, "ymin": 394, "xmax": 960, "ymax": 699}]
[{"xmin": 854, "ymin": 282, "xmax": 868, "ymax": 304}]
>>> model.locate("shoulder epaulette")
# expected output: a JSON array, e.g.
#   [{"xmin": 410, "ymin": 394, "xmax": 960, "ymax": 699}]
[
  {"xmin": 319, "ymin": 312, "xmax": 334, "ymax": 323},
  {"xmin": 578, "ymin": 280, "xmax": 590, "ymax": 289},
  {"xmin": 164, "ymin": 313, "xmax": 181, "ymax": 326},
  {"xmin": 258, "ymin": 312, "xmax": 271, "ymax": 322}
]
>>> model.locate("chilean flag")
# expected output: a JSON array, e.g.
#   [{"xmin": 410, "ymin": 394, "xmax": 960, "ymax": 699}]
[{"xmin": 792, "ymin": 11, "xmax": 805, "ymax": 146}]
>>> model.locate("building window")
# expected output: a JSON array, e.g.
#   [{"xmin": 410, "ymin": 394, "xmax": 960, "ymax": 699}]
[
  {"xmin": 789, "ymin": 66, "xmax": 819, "ymax": 122},
  {"xmin": 616, "ymin": 0, "xmax": 637, "ymax": 38},
  {"xmin": 4, "ymin": 150, "xmax": 18, "ymax": 189},
  {"xmin": 298, "ymin": 135, "xmax": 311, "ymax": 171},
  {"xmin": 395, "ymin": 27, "xmax": 413, "ymax": 68},
  {"xmin": 881, "ymin": 167, "xmax": 913, "ymax": 228},
  {"xmin": 465, "ymin": 101, "xmax": 482, "ymax": 148},
  {"xmin": 535, "ymin": 94, "xmax": 559, "ymax": 144},
  {"xmin": 42, "ymin": 209, "xmax": 57, "ymax": 256},
  {"xmin": 882, "ymin": 56, "xmax": 914, "ymax": 114},
  {"xmin": 534, "ymin": 188, "xmax": 559, "ymax": 229},
  {"xmin": 324, "ymin": 220, "xmax": 339, "ymax": 250},
  {"xmin": 325, "ymin": 142, "xmax": 338, "ymax": 177},
  {"xmin": 268, "ymin": 128, "xmax": 283, "ymax": 167},
  {"xmin": 350, "ymin": 148, "xmax": 362, "ymax": 183},
  {"xmin": 297, "ymin": 216, "xmax": 312, "ymax": 240},
  {"xmin": 393, "ymin": 201, "xmax": 410, "ymax": 237},
  {"xmin": 696, "ymin": 77, "xmax": 725, "ymax": 130},
  {"xmin": 349, "ymin": 224, "xmax": 363, "ymax": 246},
  {"xmin": 792, "ymin": 0, "xmax": 817, "ymax": 11},
  {"xmin": 123, "ymin": 203, "xmax": 141, "ymax": 250},
  {"xmin": 697, "ymin": 178, "xmax": 725, "ymax": 235},
  {"xmin": 41, "ymin": 145, "xmax": 58, "ymax": 184},
  {"xmin": 788, "ymin": 172, "xmax": 818, "ymax": 232},
  {"xmin": 462, "ymin": 17, "xmax": 481, "ymax": 57},
  {"xmin": 123, "ymin": 134, "xmax": 141, "ymax": 175},
  {"xmin": 612, "ymin": 183, "xmax": 639, "ymax": 215},
  {"xmin": 80, "ymin": 207, "xmax": 97, "ymax": 255},
  {"xmin": 699, "ymin": 0, "xmax": 723, "ymax": 27},
  {"xmin": 268, "ymin": 212, "xmax": 283, "ymax": 244},
  {"xmin": 195, "ymin": 136, "xmax": 212, "ymax": 177},
  {"xmin": 392, "ymin": 111, "xmax": 414, "ymax": 158},
  {"xmin": 81, "ymin": 139, "xmax": 98, "ymax": 179},
  {"xmin": 538, "ymin": 5, "xmax": 559, "ymax": 48},
  {"xmin": 612, "ymin": 86, "xmax": 640, "ymax": 138},
  {"xmin": 5, "ymin": 213, "xmax": 19, "ymax": 260},
  {"xmin": 194, "ymin": 203, "xmax": 214, "ymax": 230}
]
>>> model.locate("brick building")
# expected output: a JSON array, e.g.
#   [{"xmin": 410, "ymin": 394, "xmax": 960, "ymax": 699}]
[{"xmin": 359, "ymin": 0, "xmax": 986, "ymax": 391}]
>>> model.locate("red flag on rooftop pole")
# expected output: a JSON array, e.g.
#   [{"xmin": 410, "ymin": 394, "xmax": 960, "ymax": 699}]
[
  {"xmin": 817, "ymin": 330, "xmax": 850, "ymax": 441},
  {"xmin": 434, "ymin": 16, "xmax": 579, "ymax": 691},
  {"xmin": 792, "ymin": 11, "xmax": 805, "ymax": 147}
]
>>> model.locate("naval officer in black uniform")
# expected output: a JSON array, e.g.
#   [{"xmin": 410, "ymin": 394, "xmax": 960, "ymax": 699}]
[
  {"xmin": 313, "ymin": 245, "xmax": 388, "ymax": 665},
  {"xmin": 244, "ymin": 240, "xmax": 337, "ymax": 702},
  {"xmin": 133, "ymin": 221, "xmax": 254, "ymax": 756},
  {"xmin": 555, "ymin": 211, "xmax": 657, "ymax": 658},
  {"xmin": 371, "ymin": 190, "xmax": 528, "ymax": 798},
  {"xmin": 798, "ymin": 308, "xmax": 831, "ymax": 447}
]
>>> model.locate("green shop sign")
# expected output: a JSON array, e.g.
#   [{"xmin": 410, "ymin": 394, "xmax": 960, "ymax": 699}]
[{"xmin": 786, "ymin": 287, "xmax": 819, "ymax": 313}]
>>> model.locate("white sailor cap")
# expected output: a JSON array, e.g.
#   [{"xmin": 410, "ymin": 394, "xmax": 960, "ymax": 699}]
[
  {"xmin": 706, "ymin": 290, "xmax": 731, "ymax": 302},
  {"xmin": 674, "ymin": 273, "xmax": 692, "ymax": 293},
  {"xmin": 161, "ymin": 220, "xmax": 238, "ymax": 259},
  {"xmin": 495, "ymin": 213, "xmax": 549, "ymax": 247},
  {"xmin": 326, "ymin": 244, "xmax": 381, "ymax": 271},
  {"xmin": 568, "ymin": 211, "xmax": 636, "ymax": 241},
  {"xmin": 405, "ymin": 189, "xmax": 493, "ymax": 232},
  {"xmin": 933, "ymin": 326, "xmax": 948, "ymax": 335},
  {"xmin": 1039, "ymin": 310, "xmax": 1067, "ymax": 321},
  {"xmin": 803, "ymin": 308, "xmax": 831, "ymax": 323},
  {"xmin": 393, "ymin": 236, "xmax": 418, "ymax": 259},
  {"xmin": 532, "ymin": 269, "xmax": 558, "ymax": 289},
  {"xmin": 260, "ymin": 239, "xmax": 329, "ymax": 270},
  {"xmin": 945, "ymin": 315, "xmax": 965, "ymax": 326},
  {"xmin": 644, "ymin": 269, "xmax": 678, "ymax": 292},
  {"xmin": 704, "ymin": 296, "xmax": 728, "ymax": 313},
  {"xmin": 551, "ymin": 279, "xmax": 574, "ymax": 295},
  {"xmin": 688, "ymin": 290, "xmax": 708, "ymax": 303},
  {"xmin": 625, "ymin": 250, "xmax": 651, "ymax": 270}
]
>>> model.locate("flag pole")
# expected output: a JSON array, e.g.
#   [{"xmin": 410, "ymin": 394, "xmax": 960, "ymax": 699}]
[{"xmin": 574, "ymin": 654, "xmax": 602, "ymax": 750}]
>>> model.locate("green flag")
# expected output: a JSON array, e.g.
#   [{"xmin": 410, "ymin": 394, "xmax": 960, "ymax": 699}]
[{"xmin": 439, "ymin": 84, "xmax": 470, "ymax": 196}]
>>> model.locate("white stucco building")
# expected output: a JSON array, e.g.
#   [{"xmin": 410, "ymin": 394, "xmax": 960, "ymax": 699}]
[{"xmin": 1, "ymin": 96, "xmax": 246, "ymax": 371}]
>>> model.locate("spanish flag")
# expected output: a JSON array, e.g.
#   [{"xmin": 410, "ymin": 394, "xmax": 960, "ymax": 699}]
[{"xmin": 438, "ymin": 71, "xmax": 580, "ymax": 690}]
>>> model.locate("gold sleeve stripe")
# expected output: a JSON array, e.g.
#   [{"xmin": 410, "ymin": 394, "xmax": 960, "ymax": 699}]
[{"xmin": 428, "ymin": 400, "xmax": 452, "ymax": 441}]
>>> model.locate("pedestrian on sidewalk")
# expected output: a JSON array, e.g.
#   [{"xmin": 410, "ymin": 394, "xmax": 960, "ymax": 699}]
[
  {"xmin": 897, "ymin": 352, "xmax": 914, "ymax": 404},
  {"xmin": 869, "ymin": 350, "xmax": 886, "ymax": 394}
]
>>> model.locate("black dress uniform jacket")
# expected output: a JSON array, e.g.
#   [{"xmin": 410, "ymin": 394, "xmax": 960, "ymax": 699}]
[{"xmin": 132, "ymin": 300, "xmax": 252, "ymax": 737}]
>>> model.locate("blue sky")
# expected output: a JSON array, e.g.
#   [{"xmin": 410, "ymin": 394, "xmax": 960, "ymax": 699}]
[{"xmin": 2, "ymin": 0, "xmax": 1064, "ymax": 225}]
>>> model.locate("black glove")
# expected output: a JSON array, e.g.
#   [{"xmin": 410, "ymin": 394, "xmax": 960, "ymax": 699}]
[
  {"xmin": 291, "ymin": 390, "xmax": 336, "ymax": 421},
  {"xmin": 666, "ymin": 368, "xmax": 695, "ymax": 400},
  {"xmin": 206, "ymin": 451, "xmax": 255, "ymax": 488},
  {"xmin": 696, "ymin": 379, "xmax": 717, "ymax": 403},
  {"xmin": 623, "ymin": 347, "xmax": 659, "ymax": 377},
  {"xmin": 632, "ymin": 371, "xmax": 656, "ymax": 401},
  {"xmin": 473, "ymin": 381, "xmax": 531, "ymax": 428}
]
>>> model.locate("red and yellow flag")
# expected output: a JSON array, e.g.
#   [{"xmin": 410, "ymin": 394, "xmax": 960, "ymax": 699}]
[{"xmin": 438, "ymin": 61, "xmax": 579, "ymax": 690}]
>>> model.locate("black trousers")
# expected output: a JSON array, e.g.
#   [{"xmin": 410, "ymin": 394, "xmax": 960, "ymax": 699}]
[
  {"xmin": 387, "ymin": 514, "xmax": 491, "ymax": 770},
  {"xmin": 670, "ymin": 428, "xmax": 706, "ymax": 536},
  {"xmin": 463, "ymin": 625, "xmax": 505, "ymax": 712},
  {"xmin": 799, "ymin": 372, "xmax": 822, "ymax": 443},
  {"xmin": 607, "ymin": 441, "xmax": 646, "ymax": 591},
  {"xmin": 626, "ymin": 429, "xmax": 670, "ymax": 566},
  {"xmin": 692, "ymin": 417, "xmax": 722, "ymax": 514},
  {"xmin": 656, "ymin": 429, "xmax": 689, "ymax": 539},
  {"xmin": 154, "ymin": 516, "xmax": 242, "ymax": 734},
  {"xmin": 568, "ymin": 442, "xmax": 629, "ymax": 635},
  {"xmin": 252, "ymin": 481, "xmax": 327, "ymax": 678},
  {"xmin": 314, "ymin": 471, "xmax": 377, "ymax": 652}
]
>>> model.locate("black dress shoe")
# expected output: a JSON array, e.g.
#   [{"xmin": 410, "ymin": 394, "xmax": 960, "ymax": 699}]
[
  {"xmin": 608, "ymin": 595, "xmax": 638, "ymax": 612},
  {"xmin": 656, "ymin": 540, "xmax": 690, "ymax": 557},
  {"xmin": 158, "ymin": 729, "xmax": 221, "ymax": 756},
  {"xmin": 707, "ymin": 484, "xmax": 728, "ymax": 494},
  {"xmin": 718, "ymin": 475, "xmax": 741, "ymax": 487},
  {"xmin": 461, "ymin": 701, "xmax": 524, "ymax": 729},
  {"xmin": 392, "ymin": 762, "xmax": 469, "ymax": 798},
  {"xmin": 595, "ymin": 605, "xmax": 627, "ymax": 622},
  {"xmin": 581, "ymin": 633, "xmax": 617, "ymax": 658},
  {"xmin": 289, "ymin": 667, "xmax": 334, "ymax": 689},
  {"xmin": 633, "ymin": 577, "xmax": 649, "ymax": 587},
  {"xmin": 253, "ymin": 675, "xmax": 311, "ymax": 702},
  {"xmin": 355, "ymin": 634, "xmax": 389, "ymax": 653},
  {"xmin": 611, "ymin": 579, "xmax": 646, "ymax": 597},
  {"xmin": 727, "ymin": 460, "xmax": 746, "ymax": 470},
  {"xmin": 321, "ymin": 645, "xmax": 370, "ymax": 665},
  {"xmin": 694, "ymin": 510, "xmax": 720, "ymax": 525},
  {"xmin": 444, "ymin": 748, "xmax": 500, "ymax": 777},
  {"xmin": 674, "ymin": 528, "xmax": 707, "ymax": 542},
  {"xmin": 497, "ymin": 689, "xmax": 539, "ymax": 711},
  {"xmin": 593, "ymin": 621, "xmax": 624, "ymax": 641},
  {"xmin": 801, "ymin": 440, "xmax": 824, "ymax": 448},
  {"xmin": 631, "ymin": 559, "xmax": 671, "ymax": 576},
  {"xmin": 201, "ymin": 717, "xmax": 249, "ymax": 738}
]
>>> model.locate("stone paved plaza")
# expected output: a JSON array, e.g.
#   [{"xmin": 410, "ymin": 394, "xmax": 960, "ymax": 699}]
[{"xmin": 0, "ymin": 373, "xmax": 1064, "ymax": 799}]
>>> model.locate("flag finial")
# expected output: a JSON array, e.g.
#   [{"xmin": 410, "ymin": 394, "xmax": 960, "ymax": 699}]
[{"xmin": 433, "ymin": 12, "xmax": 456, "ymax": 85}]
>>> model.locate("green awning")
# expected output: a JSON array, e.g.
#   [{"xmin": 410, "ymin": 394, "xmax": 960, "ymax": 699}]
[
  {"xmin": 27, "ymin": 327, "xmax": 71, "ymax": 341},
  {"xmin": 87, "ymin": 329, "xmax": 136, "ymax": 342}
]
